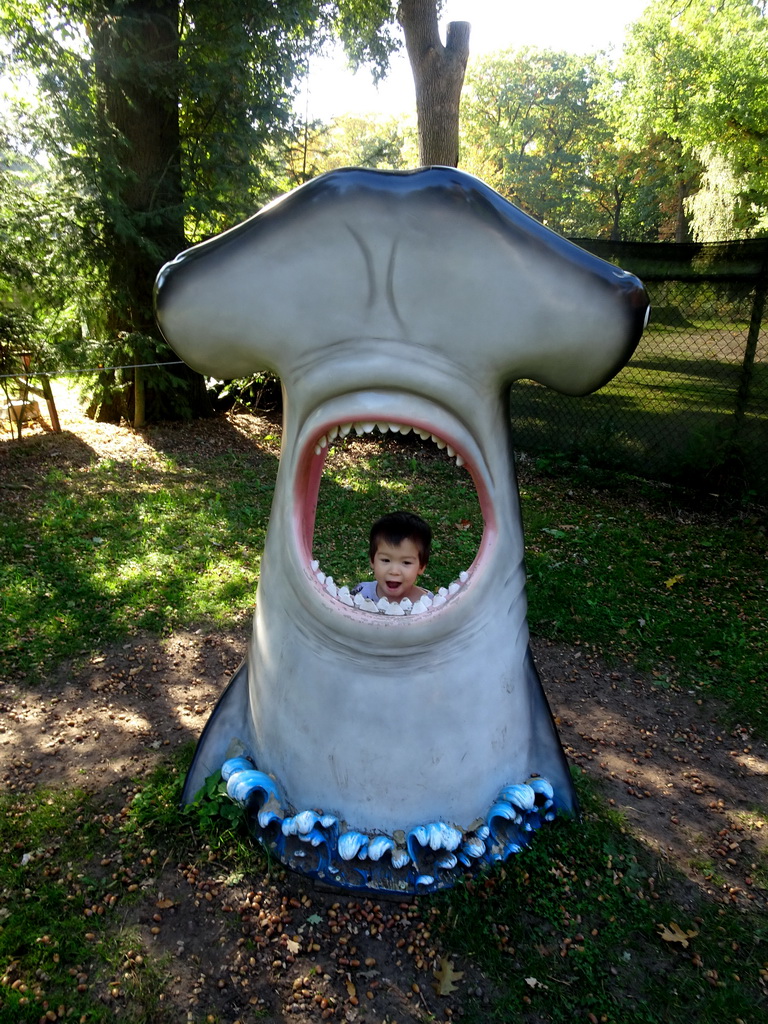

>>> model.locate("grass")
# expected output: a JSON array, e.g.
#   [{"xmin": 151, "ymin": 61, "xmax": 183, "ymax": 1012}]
[
  {"xmin": 435, "ymin": 775, "xmax": 768, "ymax": 1024},
  {"xmin": 1, "ymin": 756, "xmax": 764, "ymax": 1024},
  {"xmin": 0, "ymin": 745, "xmax": 269, "ymax": 1024},
  {"xmin": 1, "ymin": 426, "xmax": 765, "ymax": 731},
  {"xmin": 520, "ymin": 459, "xmax": 767, "ymax": 732},
  {"xmin": 1, "ymin": 452, "xmax": 272, "ymax": 678},
  {"xmin": 0, "ymin": 781, "xmax": 167, "ymax": 1023},
  {"xmin": 0, "ymin": 747, "xmax": 269, "ymax": 1024},
  {"xmin": 0, "ymin": 414, "xmax": 766, "ymax": 1021},
  {"xmin": 508, "ymin": 318, "xmax": 768, "ymax": 499}
]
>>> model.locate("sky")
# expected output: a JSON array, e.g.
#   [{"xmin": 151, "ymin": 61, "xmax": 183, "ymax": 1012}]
[{"xmin": 302, "ymin": 0, "xmax": 651, "ymax": 121}]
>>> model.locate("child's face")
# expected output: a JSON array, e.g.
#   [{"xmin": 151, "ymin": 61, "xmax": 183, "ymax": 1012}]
[{"xmin": 371, "ymin": 538, "xmax": 426, "ymax": 602}]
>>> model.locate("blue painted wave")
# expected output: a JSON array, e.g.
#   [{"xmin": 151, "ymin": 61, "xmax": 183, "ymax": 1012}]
[{"xmin": 217, "ymin": 756, "xmax": 558, "ymax": 893}]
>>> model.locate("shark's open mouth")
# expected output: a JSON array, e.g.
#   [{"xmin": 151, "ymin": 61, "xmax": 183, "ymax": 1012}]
[
  {"xmin": 313, "ymin": 422, "xmax": 471, "ymax": 615},
  {"xmin": 293, "ymin": 398, "xmax": 494, "ymax": 622}
]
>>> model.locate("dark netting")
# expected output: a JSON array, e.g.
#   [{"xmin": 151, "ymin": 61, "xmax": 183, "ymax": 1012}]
[{"xmin": 510, "ymin": 239, "xmax": 768, "ymax": 498}]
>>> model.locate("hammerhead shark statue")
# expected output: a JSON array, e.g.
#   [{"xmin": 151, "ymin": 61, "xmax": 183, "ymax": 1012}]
[{"xmin": 155, "ymin": 167, "xmax": 649, "ymax": 892}]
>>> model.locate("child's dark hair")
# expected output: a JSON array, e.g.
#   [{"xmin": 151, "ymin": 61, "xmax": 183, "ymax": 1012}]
[{"xmin": 369, "ymin": 511, "xmax": 432, "ymax": 566}]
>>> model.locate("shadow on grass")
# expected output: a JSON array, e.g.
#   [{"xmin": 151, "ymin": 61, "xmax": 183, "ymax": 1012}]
[
  {"xmin": 0, "ymin": 415, "xmax": 279, "ymax": 684},
  {"xmin": 510, "ymin": 368, "xmax": 767, "ymax": 497}
]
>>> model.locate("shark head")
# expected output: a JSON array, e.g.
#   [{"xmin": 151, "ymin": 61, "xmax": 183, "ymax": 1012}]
[{"xmin": 155, "ymin": 167, "xmax": 649, "ymax": 890}]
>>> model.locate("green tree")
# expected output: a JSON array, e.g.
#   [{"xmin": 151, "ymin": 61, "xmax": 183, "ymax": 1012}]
[
  {"xmin": 458, "ymin": 46, "xmax": 688, "ymax": 241},
  {"xmin": 586, "ymin": 61, "xmax": 697, "ymax": 242},
  {"xmin": 573, "ymin": 134, "xmax": 677, "ymax": 241},
  {"xmin": 686, "ymin": 146, "xmax": 767, "ymax": 241},
  {"xmin": 616, "ymin": 0, "xmax": 768, "ymax": 241},
  {"xmin": 1, "ymin": 1, "xmax": 323, "ymax": 423},
  {"xmin": 286, "ymin": 112, "xmax": 413, "ymax": 184},
  {"xmin": 461, "ymin": 48, "xmax": 604, "ymax": 235},
  {"xmin": 0, "ymin": 121, "xmax": 92, "ymax": 371},
  {"xmin": 333, "ymin": 0, "xmax": 470, "ymax": 166}
]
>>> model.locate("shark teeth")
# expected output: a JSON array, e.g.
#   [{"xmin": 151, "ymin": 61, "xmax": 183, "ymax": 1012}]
[
  {"xmin": 312, "ymin": 564, "xmax": 470, "ymax": 616},
  {"xmin": 313, "ymin": 419, "xmax": 466, "ymax": 468},
  {"xmin": 310, "ymin": 419, "xmax": 474, "ymax": 616}
]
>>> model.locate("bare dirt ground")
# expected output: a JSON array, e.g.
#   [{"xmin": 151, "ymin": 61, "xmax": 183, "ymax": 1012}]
[{"xmin": 1, "ymin": 393, "xmax": 766, "ymax": 1023}]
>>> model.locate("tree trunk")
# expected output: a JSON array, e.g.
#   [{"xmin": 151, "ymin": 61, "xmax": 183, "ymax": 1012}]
[
  {"xmin": 610, "ymin": 183, "xmax": 623, "ymax": 241},
  {"xmin": 91, "ymin": 1, "xmax": 211, "ymax": 422},
  {"xmin": 397, "ymin": 0, "xmax": 470, "ymax": 167},
  {"xmin": 674, "ymin": 174, "xmax": 692, "ymax": 243}
]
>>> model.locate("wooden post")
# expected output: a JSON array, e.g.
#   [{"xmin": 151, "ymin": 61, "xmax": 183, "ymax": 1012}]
[
  {"xmin": 39, "ymin": 375, "xmax": 61, "ymax": 433},
  {"xmin": 733, "ymin": 267, "xmax": 767, "ymax": 437},
  {"xmin": 19, "ymin": 352, "xmax": 61, "ymax": 433},
  {"xmin": 134, "ymin": 361, "xmax": 146, "ymax": 428}
]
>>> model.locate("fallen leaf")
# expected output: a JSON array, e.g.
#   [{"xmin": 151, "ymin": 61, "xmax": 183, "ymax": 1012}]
[
  {"xmin": 432, "ymin": 956, "xmax": 464, "ymax": 996},
  {"xmin": 454, "ymin": 519, "xmax": 471, "ymax": 531},
  {"xmin": 285, "ymin": 938, "xmax": 300, "ymax": 955},
  {"xmin": 525, "ymin": 977, "xmax": 549, "ymax": 990},
  {"xmin": 657, "ymin": 922, "xmax": 699, "ymax": 947},
  {"xmin": 665, "ymin": 574, "xmax": 685, "ymax": 588}
]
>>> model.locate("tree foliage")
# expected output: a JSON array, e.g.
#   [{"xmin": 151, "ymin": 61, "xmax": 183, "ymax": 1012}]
[
  {"xmin": 461, "ymin": 48, "xmax": 601, "ymax": 234},
  {"xmin": 459, "ymin": 48, "xmax": 670, "ymax": 240},
  {"xmin": 331, "ymin": 0, "xmax": 467, "ymax": 165},
  {"xmin": 686, "ymin": 146, "xmax": 767, "ymax": 241},
  {"xmin": 457, "ymin": 2, "xmax": 768, "ymax": 242},
  {"xmin": 615, "ymin": 0, "xmax": 768, "ymax": 239},
  {"xmin": 0, "ymin": 124, "xmax": 97, "ymax": 372},
  {"xmin": 332, "ymin": 0, "xmax": 402, "ymax": 80},
  {"xmin": 2, "ymin": 0, "xmax": 767, "ymax": 431},
  {"xmin": 179, "ymin": 0, "xmax": 326, "ymax": 237},
  {"xmin": 0, "ymin": 0, "xmax": 324, "ymax": 422},
  {"xmin": 286, "ymin": 112, "xmax": 413, "ymax": 185}
]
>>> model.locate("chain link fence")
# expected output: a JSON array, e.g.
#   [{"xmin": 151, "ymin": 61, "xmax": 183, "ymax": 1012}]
[{"xmin": 509, "ymin": 239, "xmax": 768, "ymax": 499}]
